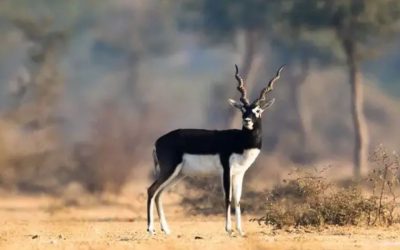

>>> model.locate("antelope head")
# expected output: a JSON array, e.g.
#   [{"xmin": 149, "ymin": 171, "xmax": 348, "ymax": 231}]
[{"xmin": 228, "ymin": 64, "xmax": 284, "ymax": 130}]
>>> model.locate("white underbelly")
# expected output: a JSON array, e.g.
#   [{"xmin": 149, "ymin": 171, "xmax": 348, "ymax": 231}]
[
  {"xmin": 180, "ymin": 149, "xmax": 261, "ymax": 176},
  {"xmin": 181, "ymin": 154, "xmax": 222, "ymax": 176}
]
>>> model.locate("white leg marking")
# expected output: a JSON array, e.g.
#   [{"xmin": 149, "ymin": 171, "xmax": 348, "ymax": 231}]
[
  {"xmin": 148, "ymin": 164, "xmax": 182, "ymax": 235},
  {"xmin": 148, "ymin": 200, "xmax": 155, "ymax": 234},
  {"xmin": 233, "ymin": 173, "xmax": 245, "ymax": 236},
  {"xmin": 225, "ymin": 175, "xmax": 233, "ymax": 234},
  {"xmin": 229, "ymin": 149, "xmax": 259, "ymax": 235},
  {"xmin": 156, "ymin": 173, "xmax": 183, "ymax": 235},
  {"xmin": 148, "ymin": 166, "xmax": 159, "ymax": 235},
  {"xmin": 156, "ymin": 192, "xmax": 170, "ymax": 235}
]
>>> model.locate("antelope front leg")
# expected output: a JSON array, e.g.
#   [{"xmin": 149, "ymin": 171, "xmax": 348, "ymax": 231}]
[
  {"xmin": 223, "ymin": 169, "xmax": 232, "ymax": 234},
  {"xmin": 232, "ymin": 173, "xmax": 245, "ymax": 236}
]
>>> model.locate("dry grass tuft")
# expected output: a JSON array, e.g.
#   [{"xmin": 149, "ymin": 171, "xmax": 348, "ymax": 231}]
[
  {"xmin": 178, "ymin": 176, "xmax": 265, "ymax": 215},
  {"xmin": 255, "ymin": 146, "xmax": 400, "ymax": 228}
]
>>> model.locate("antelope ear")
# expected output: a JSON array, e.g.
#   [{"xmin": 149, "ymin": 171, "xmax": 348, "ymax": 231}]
[
  {"xmin": 228, "ymin": 99, "xmax": 244, "ymax": 110},
  {"xmin": 260, "ymin": 98, "xmax": 275, "ymax": 111}
]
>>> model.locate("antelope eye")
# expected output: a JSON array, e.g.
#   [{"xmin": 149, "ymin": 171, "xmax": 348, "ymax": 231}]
[{"xmin": 252, "ymin": 108, "xmax": 261, "ymax": 115}]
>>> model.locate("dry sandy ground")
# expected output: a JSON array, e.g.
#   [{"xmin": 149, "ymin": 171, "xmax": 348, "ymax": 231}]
[{"xmin": 1, "ymin": 193, "xmax": 400, "ymax": 250}]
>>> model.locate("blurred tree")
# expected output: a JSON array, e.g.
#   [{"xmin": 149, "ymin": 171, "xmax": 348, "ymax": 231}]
[
  {"xmin": 270, "ymin": 28, "xmax": 337, "ymax": 163},
  {"xmin": 93, "ymin": 1, "xmax": 178, "ymax": 108},
  {"xmin": 180, "ymin": 0, "xmax": 282, "ymax": 127},
  {"xmin": 0, "ymin": 0, "xmax": 183, "ymax": 192},
  {"xmin": 0, "ymin": 0, "xmax": 110, "ymax": 191},
  {"xmin": 287, "ymin": 0, "xmax": 400, "ymax": 177},
  {"xmin": 0, "ymin": 0, "xmax": 107, "ymax": 127},
  {"xmin": 180, "ymin": 1, "xmax": 337, "ymax": 163},
  {"xmin": 13, "ymin": 19, "xmax": 67, "ymax": 128}
]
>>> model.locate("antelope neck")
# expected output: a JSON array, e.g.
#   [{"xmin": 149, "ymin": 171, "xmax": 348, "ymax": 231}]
[{"xmin": 242, "ymin": 119, "xmax": 262, "ymax": 149}]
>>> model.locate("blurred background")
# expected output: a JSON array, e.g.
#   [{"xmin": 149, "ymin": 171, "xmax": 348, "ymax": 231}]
[{"xmin": 0, "ymin": 0, "xmax": 399, "ymax": 195}]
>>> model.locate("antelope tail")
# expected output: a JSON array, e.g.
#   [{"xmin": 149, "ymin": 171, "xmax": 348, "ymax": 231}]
[{"xmin": 152, "ymin": 147, "xmax": 159, "ymax": 178}]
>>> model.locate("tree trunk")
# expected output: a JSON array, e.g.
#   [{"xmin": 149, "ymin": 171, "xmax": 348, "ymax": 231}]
[
  {"xmin": 125, "ymin": 55, "xmax": 140, "ymax": 102},
  {"xmin": 282, "ymin": 59, "xmax": 314, "ymax": 163},
  {"xmin": 122, "ymin": 54, "xmax": 151, "ymax": 116},
  {"xmin": 227, "ymin": 30, "xmax": 262, "ymax": 128},
  {"xmin": 288, "ymin": 59, "xmax": 310, "ymax": 148},
  {"xmin": 344, "ymin": 40, "xmax": 369, "ymax": 178}
]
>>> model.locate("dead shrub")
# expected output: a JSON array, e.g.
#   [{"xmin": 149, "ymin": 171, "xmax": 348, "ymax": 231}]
[
  {"xmin": 178, "ymin": 176, "xmax": 265, "ymax": 215},
  {"xmin": 367, "ymin": 145, "xmax": 400, "ymax": 225},
  {"xmin": 71, "ymin": 102, "xmax": 139, "ymax": 194},
  {"xmin": 255, "ymin": 153, "xmax": 400, "ymax": 228},
  {"xmin": 179, "ymin": 176, "xmax": 224, "ymax": 215},
  {"xmin": 320, "ymin": 188, "xmax": 376, "ymax": 226}
]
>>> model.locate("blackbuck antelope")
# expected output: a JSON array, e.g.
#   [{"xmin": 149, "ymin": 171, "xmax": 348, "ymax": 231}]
[{"xmin": 147, "ymin": 64, "xmax": 284, "ymax": 236}]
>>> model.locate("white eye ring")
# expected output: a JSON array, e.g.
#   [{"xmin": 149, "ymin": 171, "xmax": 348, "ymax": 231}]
[{"xmin": 252, "ymin": 107, "xmax": 262, "ymax": 116}]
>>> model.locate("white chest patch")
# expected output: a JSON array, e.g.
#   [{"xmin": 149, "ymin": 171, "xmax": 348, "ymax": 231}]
[
  {"xmin": 181, "ymin": 154, "xmax": 223, "ymax": 176},
  {"xmin": 229, "ymin": 148, "xmax": 260, "ymax": 175}
]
